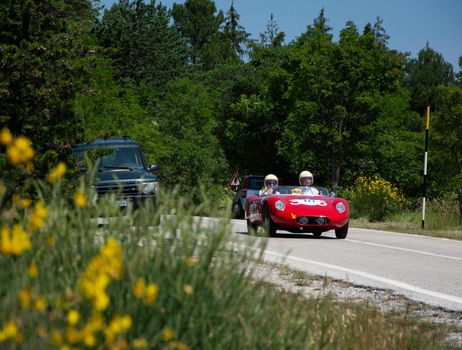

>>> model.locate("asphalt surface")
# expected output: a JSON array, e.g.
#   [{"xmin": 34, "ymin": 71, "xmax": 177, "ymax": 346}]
[{"xmin": 229, "ymin": 219, "xmax": 462, "ymax": 311}]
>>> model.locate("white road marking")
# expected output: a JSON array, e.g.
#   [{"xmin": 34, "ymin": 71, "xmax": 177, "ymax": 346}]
[
  {"xmin": 263, "ymin": 249, "xmax": 462, "ymax": 307},
  {"xmin": 346, "ymin": 239, "xmax": 462, "ymax": 261}
]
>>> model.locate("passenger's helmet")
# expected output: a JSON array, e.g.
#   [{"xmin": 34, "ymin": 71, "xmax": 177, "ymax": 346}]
[
  {"xmin": 264, "ymin": 174, "xmax": 278, "ymax": 189},
  {"xmin": 299, "ymin": 170, "xmax": 314, "ymax": 186}
]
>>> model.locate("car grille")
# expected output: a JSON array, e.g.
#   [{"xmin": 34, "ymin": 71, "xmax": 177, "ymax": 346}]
[
  {"xmin": 95, "ymin": 184, "xmax": 140, "ymax": 197},
  {"xmin": 296, "ymin": 216, "xmax": 330, "ymax": 225}
]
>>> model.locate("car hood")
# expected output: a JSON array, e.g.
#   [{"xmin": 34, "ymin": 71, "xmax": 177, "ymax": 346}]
[
  {"xmin": 95, "ymin": 170, "xmax": 157, "ymax": 185},
  {"xmin": 265, "ymin": 195, "xmax": 349, "ymax": 216}
]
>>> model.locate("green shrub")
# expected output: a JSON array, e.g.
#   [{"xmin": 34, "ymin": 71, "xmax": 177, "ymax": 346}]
[{"xmin": 349, "ymin": 175, "xmax": 410, "ymax": 221}]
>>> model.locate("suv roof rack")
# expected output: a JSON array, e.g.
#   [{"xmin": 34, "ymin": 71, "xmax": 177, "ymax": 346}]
[{"xmin": 73, "ymin": 137, "xmax": 139, "ymax": 150}]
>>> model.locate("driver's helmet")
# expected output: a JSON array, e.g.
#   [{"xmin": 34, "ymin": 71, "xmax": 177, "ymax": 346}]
[
  {"xmin": 299, "ymin": 170, "xmax": 314, "ymax": 186},
  {"xmin": 264, "ymin": 174, "xmax": 279, "ymax": 190}
]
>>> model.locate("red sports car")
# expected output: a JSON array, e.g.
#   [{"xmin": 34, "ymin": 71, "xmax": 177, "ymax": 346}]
[{"xmin": 245, "ymin": 186, "xmax": 349, "ymax": 238}]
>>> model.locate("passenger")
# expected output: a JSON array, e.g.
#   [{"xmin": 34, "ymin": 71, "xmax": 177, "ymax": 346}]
[
  {"xmin": 259, "ymin": 174, "xmax": 280, "ymax": 195},
  {"xmin": 295, "ymin": 170, "xmax": 319, "ymax": 195}
]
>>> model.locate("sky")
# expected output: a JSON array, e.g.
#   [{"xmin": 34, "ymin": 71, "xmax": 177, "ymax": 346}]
[{"xmin": 100, "ymin": 0, "xmax": 462, "ymax": 72}]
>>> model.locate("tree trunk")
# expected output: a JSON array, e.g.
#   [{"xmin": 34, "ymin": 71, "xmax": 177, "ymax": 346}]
[{"xmin": 331, "ymin": 158, "xmax": 341, "ymax": 194}]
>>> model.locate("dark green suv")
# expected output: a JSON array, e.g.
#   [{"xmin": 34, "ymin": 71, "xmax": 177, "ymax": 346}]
[{"xmin": 72, "ymin": 137, "xmax": 160, "ymax": 207}]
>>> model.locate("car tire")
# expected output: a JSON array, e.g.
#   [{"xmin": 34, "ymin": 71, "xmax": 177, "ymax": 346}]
[
  {"xmin": 263, "ymin": 204, "xmax": 277, "ymax": 237},
  {"xmin": 232, "ymin": 202, "xmax": 245, "ymax": 219},
  {"xmin": 335, "ymin": 221, "xmax": 349, "ymax": 239},
  {"xmin": 247, "ymin": 219, "xmax": 258, "ymax": 235}
]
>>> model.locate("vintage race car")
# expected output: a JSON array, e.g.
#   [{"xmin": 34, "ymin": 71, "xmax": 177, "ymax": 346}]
[{"xmin": 245, "ymin": 186, "xmax": 349, "ymax": 239}]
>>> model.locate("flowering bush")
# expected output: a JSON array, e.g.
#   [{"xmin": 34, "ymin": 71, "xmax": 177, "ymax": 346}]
[{"xmin": 349, "ymin": 176, "xmax": 410, "ymax": 221}]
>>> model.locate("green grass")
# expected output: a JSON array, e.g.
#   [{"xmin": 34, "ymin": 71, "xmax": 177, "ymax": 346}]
[
  {"xmin": 351, "ymin": 199, "xmax": 462, "ymax": 240},
  {"xmin": 1, "ymin": 179, "xmax": 460, "ymax": 349}
]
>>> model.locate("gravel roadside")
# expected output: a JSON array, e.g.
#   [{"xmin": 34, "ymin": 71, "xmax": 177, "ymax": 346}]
[{"xmin": 252, "ymin": 261, "xmax": 462, "ymax": 347}]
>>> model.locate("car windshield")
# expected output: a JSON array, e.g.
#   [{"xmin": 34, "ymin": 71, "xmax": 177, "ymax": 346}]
[
  {"xmin": 74, "ymin": 147, "xmax": 145, "ymax": 171},
  {"xmin": 268, "ymin": 186, "xmax": 330, "ymax": 196}
]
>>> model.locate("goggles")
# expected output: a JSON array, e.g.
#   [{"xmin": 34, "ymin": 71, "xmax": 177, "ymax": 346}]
[
  {"xmin": 266, "ymin": 180, "xmax": 278, "ymax": 187},
  {"xmin": 300, "ymin": 176, "xmax": 313, "ymax": 183}
]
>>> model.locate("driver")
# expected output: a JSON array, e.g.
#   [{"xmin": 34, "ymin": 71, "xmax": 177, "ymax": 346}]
[
  {"xmin": 295, "ymin": 170, "xmax": 319, "ymax": 195},
  {"xmin": 259, "ymin": 174, "xmax": 280, "ymax": 195}
]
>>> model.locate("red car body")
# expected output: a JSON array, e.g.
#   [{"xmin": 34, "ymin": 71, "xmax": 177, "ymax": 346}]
[{"xmin": 245, "ymin": 186, "xmax": 349, "ymax": 238}]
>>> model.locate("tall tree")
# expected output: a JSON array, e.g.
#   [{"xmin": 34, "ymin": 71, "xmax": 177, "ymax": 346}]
[
  {"xmin": 278, "ymin": 14, "xmax": 405, "ymax": 191},
  {"xmin": 0, "ymin": 0, "xmax": 97, "ymax": 161},
  {"xmin": 152, "ymin": 77, "xmax": 229, "ymax": 192},
  {"xmin": 223, "ymin": 2, "xmax": 249, "ymax": 60},
  {"xmin": 171, "ymin": 0, "xmax": 226, "ymax": 70},
  {"xmin": 405, "ymin": 43, "xmax": 455, "ymax": 114},
  {"xmin": 95, "ymin": 0, "xmax": 187, "ymax": 88},
  {"xmin": 259, "ymin": 14, "xmax": 285, "ymax": 48},
  {"xmin": 429, "ymin": 83, "xmax": 462, "ymax": 195}
]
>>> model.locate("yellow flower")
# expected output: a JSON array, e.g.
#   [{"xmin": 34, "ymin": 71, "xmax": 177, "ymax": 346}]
[
  {"xmin": 51, "ymin": 330, "xmax": 63, "ymax": 345},
  {"xmin": 6, "ymin": 136, "xmax": 35, "ymax": 165},
  {"xmin": 18, "ymin": 288, "xmax": 31, "ymax": 309},
  {"xmin": 12, "ymin": 194, "xmax": 32, "ymax": 209},
  {"xmin": 35, "ymin": 327, "xmax": 48, "ymax": 338},
  {"xmin": 132, "ymin": 338, "xmax": 148, "ymax": 348},
  {"xmin": 74, "ymin": 190, "xmax": 87, "ymax": 208},
  {"xmin": 183, "ymin": 284, "xmax": 193, "ymax": 295},
  {"xmin": 144, "ymin": 283, "xmax": 158, "ymax": 305},
  {"xmin": 25, "ymin": 161, "xmax": 34, "ymax": 173},
  {"xmin": 94, "ymin": 290, "xmax": 110, "ymax": 311},
  {"xmin": 161, "ymin": 328, "xmax": 174, "ymax": 342},
  {"xmin": 27, "ymin": 201, "xmax": 48, "ymax": 231},
  {"xmin": 78, "ymin": 237, "xmax": 123, "ymax": 310},
  {"xmin": 47, "ymin": 162, "xmax": 67, "ymax": 183},
  {"xmin": 84, "ymin": 313, "xmax": 104, "ymax": 333},
  {"xmin": 134, "ymin": 278, "xmax": 146, "ymax": 298},
  {"xmin": 0, "ymin": 225, "xmax": 31, "ymax": 256},
  {"xmin": 67, "ymin": 310, "xmax": 80, "ymax": 326},
  {"xmin": 18, "ymin": 198, "xmax": 32, "ymax": 209},
  {"xmin": 83, "ymin": 333, "xmax": 96, "ymax": 347},
  {"xmin": 65, "ymin": 327, "xmax": 81, "ymax": 344},
  {"xmin": 105, "ymin": 315, "xmax": 132, "ymax": 347},
  {"xmin": 0, "ymin": 128, "xmax": 13, "ymax": 145},
  {"xmin": 185, "ymin": 256, "xmax": 198, "ymax": 267},
  {"xmin": 35, "ymin": 296, "xmax": 47, "ymax": 312},
  {"xmin": 170, "ymin": 341, "xmax": 189, "ymax": 350},
  {"xmin": 0, "ymin": 321, "xmax": 20, "ymax": 342},
  {"xmin": 28, "ymin": 262, "xmax": 39, "ymax": 278}
]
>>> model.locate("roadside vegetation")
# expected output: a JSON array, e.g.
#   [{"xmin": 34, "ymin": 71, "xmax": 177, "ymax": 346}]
[
  {"xmin": 2, "ymin": 131, "xmax": 461, "ymax": 349},
  {"xmin": 341, "ymin": 175, "xmax": 462, "ymax": 240}
]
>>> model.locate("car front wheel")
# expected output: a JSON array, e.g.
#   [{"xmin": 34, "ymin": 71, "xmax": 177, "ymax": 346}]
[
  {"xmin": 335, "ymin": 221, "xmax": 349, "ymax": 239},
  {"xmin": 247, "ymin": 219, "xmax": 258, "ymax": 235}
]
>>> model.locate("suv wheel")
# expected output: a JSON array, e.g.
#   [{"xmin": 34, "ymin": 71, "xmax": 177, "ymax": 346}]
[{"xmin": 232, "ymin": 202, "xmax": 244, "ymax": 219}]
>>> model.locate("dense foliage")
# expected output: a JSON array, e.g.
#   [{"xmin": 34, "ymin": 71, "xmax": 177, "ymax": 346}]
[{"xmin": 1, "ymin": 0, "xmax": 461, "ymax": 202}]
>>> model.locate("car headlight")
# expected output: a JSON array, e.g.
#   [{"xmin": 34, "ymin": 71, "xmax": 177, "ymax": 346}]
[
  {"xmin": 336, "ymin": 202, "xmax": 346, "ymax": 213},
  {"xmin": 275, "ymin": 200, "xmax": 285, "ymax": 211},
  {"xmin": 141, "ymin": 181, "xmax": 158, "ymax": 194}
]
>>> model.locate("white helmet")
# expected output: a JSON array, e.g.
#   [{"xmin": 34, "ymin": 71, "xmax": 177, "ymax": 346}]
[
  {"xmin": 264, "ymin": 174, "xmax": 278, "ymax": 188},
  {"xmin": 299, "ymin": 170, "xmax": 313, "ymax": 185}
]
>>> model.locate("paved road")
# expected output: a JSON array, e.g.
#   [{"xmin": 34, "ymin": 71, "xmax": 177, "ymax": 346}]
[{"xmin": 228, "ymin": 219, "xmax": 462, "ymax": 311}]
